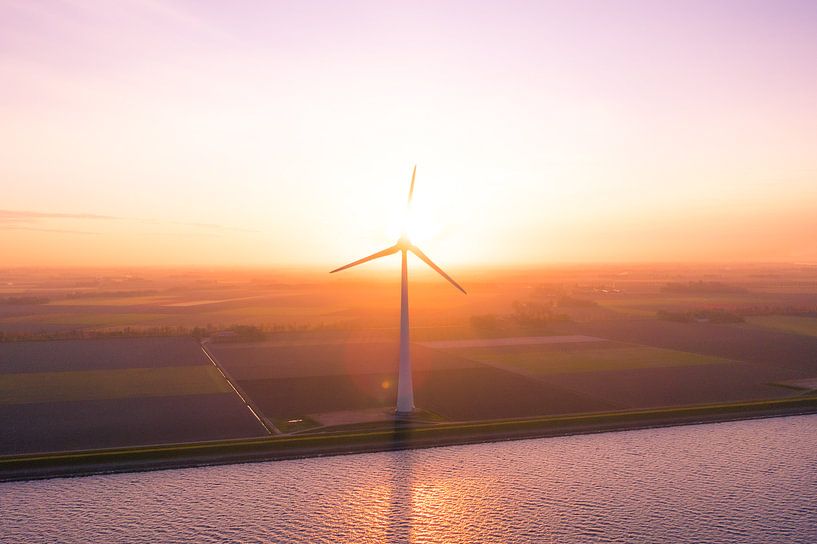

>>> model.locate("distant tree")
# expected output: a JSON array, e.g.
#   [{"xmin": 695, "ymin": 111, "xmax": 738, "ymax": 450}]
[
  {"xmin": 657, "ymin": 308, "xmax": 744, "ymax": 323},
  {"xmin": 556, "ymin": 295, "xmax": 598, "ymax": 308},
  {"xmin": 661, "ymin": 281, "xmax": 748, "ymax": 295},
  {"xmin": 231, "ymin": 325, "xmax": 266, "ymax": 341},
  {"xmin": 470, "ymin": 314, "xmax": 501, "ymax": 333},
  {"xmin": 511, "ymin": 300, "xmax": 570, "ymax": 327}
]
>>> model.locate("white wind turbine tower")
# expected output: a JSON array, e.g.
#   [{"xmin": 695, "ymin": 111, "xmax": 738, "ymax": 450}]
[{"xmin": 331, "ymin": 166, "xmax": 466, "ymax": 415}]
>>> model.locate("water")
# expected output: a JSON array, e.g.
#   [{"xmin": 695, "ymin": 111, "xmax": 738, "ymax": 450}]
[{"xmin": 2, "ymin": 415, "xmax": 816, "ymax": 543}]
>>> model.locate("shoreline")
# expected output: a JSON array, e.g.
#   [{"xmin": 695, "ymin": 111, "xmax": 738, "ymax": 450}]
[{"xmin": 2, "ymin": 396, "xmax": 816, "ymax": 483}]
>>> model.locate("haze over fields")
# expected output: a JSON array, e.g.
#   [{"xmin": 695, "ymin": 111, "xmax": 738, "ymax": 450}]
[
  {"xmin": 3, "ymin": 1, "xmax": 817, "ymax": 268},
  {"xmin": 3, "ymin": 263, "xmax": 817, "ymax": 457},
  {"xmin": 4, "ymin": 4, "xmax": 817, "ymax": 542}
]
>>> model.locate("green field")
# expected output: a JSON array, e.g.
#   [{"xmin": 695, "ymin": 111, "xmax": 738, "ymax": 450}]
[
  {"xmin": 449, "ymin": 345, "xmax": 730, "ymax": 375},
  {"xmin": 0, "ymin": 365, "xmax": 230, "ymax": 404},
  {"xmin": 0, "ymin": 312, "xmax": 169, "ymax": 327},
  {"xmin": 597, "ymin": 294, "xmax": 756, "ymax": 316},
  {"xmin": 206, "ymin": 305, "xmax": 341, "ymax": 318},
  {"xmin": 746, "ymin": 316, "xmax": 817, "ymax": 338},
  {"xmin": 48, "ymin": 296, "xmax": 173, "ymax": 307}
]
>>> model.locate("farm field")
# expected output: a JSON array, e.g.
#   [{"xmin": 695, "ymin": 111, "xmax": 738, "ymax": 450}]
[
  {"xmin": 0, "ymin": 365, "xmax": 229, "ymax": 404},
  {"xmin": 1, "ymin": 264, "xmax": 817, "ymax": 456},
  {"xmin": 596, "ymin": 295, "xmax": 755, "ymax": 316},
  {"xmin": 213, "ymin": 340, "xmax": 601, "ymax": 422},
  {"xmin": 420, "ymin": 335, "xmax": 605, "ymax": 348},
  {"xmin": 209, "ymin": 332, "xmax": 799, "ymax": 428},
  {"xmin": 446, "ymin": 345, "xmax": 730, "ymax": 375},
  {"xmin": 208, "ymin": 341, "xmax": 482, "ymax": 381},
  {"xmin": 0, "ymin": 336, "xmax": 209, "ymax": 372},
  {"xmin": 1, "ymin": 312, "xmax": 169, "ymax": 328},
  {"xmin": 0, "ymin": 394, "xmax": 267, "ymax": 456},
  {"xmin": 558, "ymin": 319, "xmax": 817, "ymax": 376},
  {"xmin": 235, "ymin": 363, "xmax": 614, "ymax": 423},
  {"xmin": 0, "ymin": 337, "xmax": 268, "ymax": 455},
  {"xmin": 2, "ymin": 264, "xmax": 816, "ymax": 341},
  {"xmin": 537, "ymin": 362, "xmax": 792, "ymax": 409},
  {"xmin": 746, "ymin": 315, "xmax": 817, "ymax": 338}
]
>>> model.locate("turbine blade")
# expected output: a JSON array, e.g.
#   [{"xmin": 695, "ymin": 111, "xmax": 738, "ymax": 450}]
[
  {"xmin": 409, "ymin": 245, "xmax": 467, "ymax": 294},
  {"xmin": 407, "ymin": 165, "xmax": 416, "ymax": 204},
  {"xmin": 330, "ymin": 245, "xmax": 399, "ymax": 273}
]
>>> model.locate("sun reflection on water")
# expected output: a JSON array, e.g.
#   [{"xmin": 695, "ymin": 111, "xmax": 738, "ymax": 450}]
[{"xmin": 2, "ymin": 416, "xmax": 817, "ymax": 543}]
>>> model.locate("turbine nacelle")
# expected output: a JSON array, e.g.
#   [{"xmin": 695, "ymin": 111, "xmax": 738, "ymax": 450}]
[
  {"xmin": 330, "ymin": 166, "xmax": 466, "ymax": 295},
  {"xmin": 329, "ymin": 241, "xmax": 466, "ymax": 295}
]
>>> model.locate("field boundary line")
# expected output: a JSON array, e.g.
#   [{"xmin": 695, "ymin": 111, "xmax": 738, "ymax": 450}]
[{"xmin": 200, "ymin": 339, "xmax": 280, "ymax": 435}]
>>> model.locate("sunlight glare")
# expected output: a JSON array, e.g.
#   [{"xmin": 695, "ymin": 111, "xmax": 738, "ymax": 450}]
[{"xmin": 386, "ymin": 202, "xmax": 441, "ymax": 248}]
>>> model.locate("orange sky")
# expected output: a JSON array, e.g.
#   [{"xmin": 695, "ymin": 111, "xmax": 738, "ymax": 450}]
[{"xmin": 2, "ymin": 2, "xmax": 817, "ymax": 268}]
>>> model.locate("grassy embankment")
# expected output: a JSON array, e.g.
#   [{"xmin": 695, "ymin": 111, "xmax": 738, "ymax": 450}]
[{"xmin": 2, "ymin": 395, "xmax": 816, "ymax": 482}]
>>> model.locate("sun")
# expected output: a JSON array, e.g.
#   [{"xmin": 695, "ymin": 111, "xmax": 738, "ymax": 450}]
[
  {"xmin": 406, "ymin": 204, "xmax": 442, "ymax": 246},
  {"xmin": 385, "ymin": 201, "xmax": 440, "ymax": 248}
]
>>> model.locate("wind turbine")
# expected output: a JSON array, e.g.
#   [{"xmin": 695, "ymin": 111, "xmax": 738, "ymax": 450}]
[{"xmin": 331, "ymin": 166, "xmax": 466, "ymax": 415}]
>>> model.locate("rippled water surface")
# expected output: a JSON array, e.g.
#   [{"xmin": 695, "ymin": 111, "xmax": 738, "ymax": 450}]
[{"xmin": 2, "ymin": 415, "xmax": 817, "ymax": 543}]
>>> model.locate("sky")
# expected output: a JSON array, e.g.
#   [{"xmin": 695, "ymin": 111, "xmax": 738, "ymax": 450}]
[{"xmin": 2, "ymin": 0, "xmax": 817, "ymax": 268}]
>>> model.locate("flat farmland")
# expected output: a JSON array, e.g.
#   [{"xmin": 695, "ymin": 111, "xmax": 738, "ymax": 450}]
[
  {"xmin": 413, "ymin": 367, "xmax": 614, "ymax": 420},
  {"xmin": 214, "ymin": 331, "xmax": 806, "ymax": 428},
  {"xmin": 239, "ymin": 373, "xmax": 394, "ymax": 419},
  {"xmin": 0, "ymin": 366, "xmax": 229, "ymax": 404},
  {"xmin": 0, "ymin": 394, "xmax": 266, "ymax": 456},
  {"xmin": 212, "ymin": 339, "xmax": 619, "ymax": 423},
  {"xmin": 595, "ymin": 294, "xmax": 764, "ymax": 316},
  {"xmin": 208, "ymin": 341, "xmax": 481, "ymax": 381},
  {"xmin": 0, "ymin": 338, "xmax": 268, "ymax": 455},
  {"xmin": 0, "ymin": 286, "xmax": 349, "ymax": 334},
  {"xmin": 198, "ymin": 304, "xmax": 345, "ymax": 325},
  {"xmin": 447, "ymin": 345, "xmax": 730, "ymax": 375},
  {"xmin": 422, "ymin": 337, "xmax": 786, "ymax": 411},
  {"xmin": 0, "ymin": 311, "xmax": 171, "ymax": 331},
  {"xmin": 0, "ymin": 336, "xmax": 210, "ymax": 373},
  {"xmin": 237, "ymin": 366, "xmax": 612, "ymax": 422},
  {"xmin": 746, "ymin": 315, "xmax": 817, "ymax": 338},
  {"xmin": 48, "ymin": 295, "xmax": 173, "ymax": 307},
  {"xmin": 420, "ymin": 335, "xmax": 607, "ymax": 349},
  {"xmin": 557, "ymin": 319, "xmax": 817, "ymax": 376},
  {"xmin": 3, "ymin": 265, "xmax": 817, "ymax": 459},
  {"xmin": 537, "ymin": 362, "xmax": 796, "ymax": 409}
]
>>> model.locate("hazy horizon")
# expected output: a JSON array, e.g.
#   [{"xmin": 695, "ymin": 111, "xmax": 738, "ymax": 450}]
[
  {"xmin": 4, "ymin": 5, "xmax": 817, "ymax": 542},
  {"xmin": 3, "ymin": 1, "xmax": 817, "ymax": 268}
]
